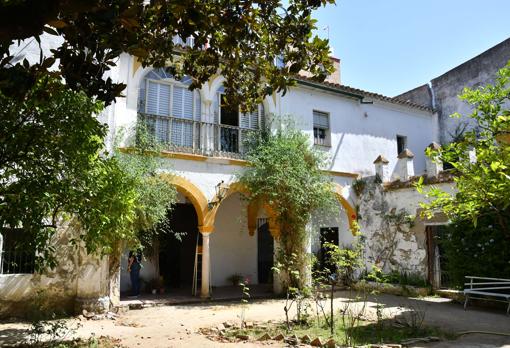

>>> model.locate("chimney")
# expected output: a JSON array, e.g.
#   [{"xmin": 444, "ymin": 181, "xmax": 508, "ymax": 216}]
[
  {"xmin": 425, "ymin": 142, "xmax": 443, "ymax": 177},
  {"xmin": 394, "ymin": 149, "xmax": 415, "ymax": 181},
  {"xmin": 373, "ymin": 155, "xmax": 390, "ymax": 182}
]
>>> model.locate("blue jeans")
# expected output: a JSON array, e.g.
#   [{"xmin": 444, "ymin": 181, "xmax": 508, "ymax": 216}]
[{"xmin": 130, "ymin": 266, "xmax": 141, "ymax": 296}]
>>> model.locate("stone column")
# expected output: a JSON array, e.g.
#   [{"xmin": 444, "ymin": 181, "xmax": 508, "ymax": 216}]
[
  {"xmin": 394, "ymin": 149, "xmax": 415, "ymax": 181},
  {"xmin": 373, "ymin": 155, "xmax": 390, "ymax": 182},
  {"xmin": 425, "ymin": 142, "xmax": 443, "ymax": 177},
  {"xmin": 272, "ymin": 237, "xmax": 284, "ymax": 295},
  {"xmin": 199, "ymin": 226, "xmax": 213, "ymax": 298}
]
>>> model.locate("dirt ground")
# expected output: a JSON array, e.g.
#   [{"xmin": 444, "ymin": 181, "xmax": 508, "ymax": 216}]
[{"xmin": 1, "ymin": 291, "xmax": 509, "ymax": 347}]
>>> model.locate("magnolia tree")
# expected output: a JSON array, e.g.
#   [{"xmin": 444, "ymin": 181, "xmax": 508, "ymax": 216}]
[
  {"xmin": 0, "ymin": 77, "xmax": 175, "ymax": 269},
  {"xmin": 0, "ymin": 0, "xmax": 335, "ymax": 266},
  {"xmin": 238, "ymin": 117, "xmax": 336, "ymax": 290},
  {"xmin": 418, "ymin": 61, "xmax": 510, "ymax": 238}
]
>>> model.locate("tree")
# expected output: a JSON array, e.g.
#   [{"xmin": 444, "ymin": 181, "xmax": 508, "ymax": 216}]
[
  {"xmin": 113, "ymin": 123, "xmax": 177, "ymax": 250},
  {"xmin": 418, "ymin": 61, "xmax": 510, "ymax": 238},
  {"xmin": 0, "ymin": 1, "xmax": 333, "ymax": 267},
  {"xmin": 0, "ymin": 0, "xmax": 334, "ymax": 109},
  {"xmin": 0, "ymin": 77, "xmax": 135, "ymax": 268},
  {"xmin": 0, "ymin": 77, "xmax": 175, "ymax": 269},
  {"xmin": 238, "ymin": 117, "xmax": 335, "ymax": 289}
]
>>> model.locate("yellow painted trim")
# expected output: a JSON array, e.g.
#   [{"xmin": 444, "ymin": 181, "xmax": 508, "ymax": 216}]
[
  {"xmin": 121, "ymin": 148, "xmax": 357, "ymax": 178},
  {"xmin": 198, "ymin": 225, "xmax": 214, "ymax": 233},
  {"xmin": 161, "ymin": 151, "xmax": 208, "ymax": 162},
  {"xmin": 228, "ymin": 158, "xmax": 249, "ymax": 166},
  {"xmin": 206, "ymin": 182, "xmax": 280, "ymax": 237},
  {"xmin": 247, "ymin": 200, "xmax": 259, "ymax": 236},
  {"xmin": 132, "ymin": 57, "xmax": 142, "ymax": 77},
  {"xmin": 333, "ymin": 183, "xmax": 357, "ymax": 235},
  {"xmin": 326, "ymin": 170, "xmax": 359, "ymax": 178},
  {"xmin": 159, "ymin": 174, "xmax": 208, "ymax": 229}
]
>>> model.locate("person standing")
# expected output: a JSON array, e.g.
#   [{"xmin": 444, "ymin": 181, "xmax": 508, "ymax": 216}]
[{"xmin": 127, "ymin": 250, "xmax": 142, "ymax": 297}]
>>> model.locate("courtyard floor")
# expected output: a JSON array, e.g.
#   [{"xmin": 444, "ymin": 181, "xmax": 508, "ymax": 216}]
[{"xmin": 0, "ymin": 291, "xmax": 509, "ymax": 347}]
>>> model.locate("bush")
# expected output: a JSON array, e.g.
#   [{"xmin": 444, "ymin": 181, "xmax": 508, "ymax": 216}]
[{"xmin": 438, "ymin": 213, "xmax": 510, "ymax": 288}]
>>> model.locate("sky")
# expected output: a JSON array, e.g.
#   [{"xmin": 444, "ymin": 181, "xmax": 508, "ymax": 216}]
[{"xmin": 312, "ymin": 0, "xmax": 510, "ymax": 97}]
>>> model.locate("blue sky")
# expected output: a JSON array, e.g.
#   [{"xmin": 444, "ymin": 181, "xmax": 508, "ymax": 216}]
[{"xmin": 312, "ymin": 0, "xmax": 510, "ymax": 96}]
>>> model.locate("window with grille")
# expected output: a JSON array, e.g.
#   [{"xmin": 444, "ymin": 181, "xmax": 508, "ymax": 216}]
[
  {"xmin": 313, "ymin": 110, "xmax": 330, "ymax": 146},
  {"xmin": 0, "ymin": 228, "xmax": 35, "ymax": 274},
  {"xmin": 139, "ymin": 69, "xmax": 201, "ymax": 147}
]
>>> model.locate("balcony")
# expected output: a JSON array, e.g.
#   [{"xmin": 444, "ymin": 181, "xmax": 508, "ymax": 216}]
[{"xmin": 139, "ymin": 113, "xmax": 256, "ymax": 159}]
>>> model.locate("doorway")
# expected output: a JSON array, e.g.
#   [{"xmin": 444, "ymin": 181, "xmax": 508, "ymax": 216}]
[
  {"xmin": 257, "ymin": 218, "xmax": 274, "ymax": 284},
  {"xmin": 426, "ymin": 225, "xmax": 449, "ymax": 288},
  {"xmin": 159, "ymin": 203, "xmax": 199, "ymax": 289},
  {"xmin": 318, "ymin": 227, "xmax": 339, "ymax": 275}
]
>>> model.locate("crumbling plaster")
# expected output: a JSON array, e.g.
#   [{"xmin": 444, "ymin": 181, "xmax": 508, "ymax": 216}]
[
  {"xmin": 357, "ymin": 178, "xmax": 452, "ymax": 278},
  {"xmin": 0, "ymin": 220, "xmax": 110, "ymax": 319}
]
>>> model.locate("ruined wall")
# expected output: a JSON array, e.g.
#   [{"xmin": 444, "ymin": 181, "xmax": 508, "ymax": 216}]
[
  {"xmin": 397, "ymin": 38, "xmax": 510, "ymax": 144},
  {"xmin": 396, "ymin": 84, "xmax": 433, "ymax": 110},
  {"xmin": 357, "ymin": 178, "xmax": 452, "ymax": 278},
  {"xmin": 0, "ymin": 220, "xmax": 110, "ymax": 319}
]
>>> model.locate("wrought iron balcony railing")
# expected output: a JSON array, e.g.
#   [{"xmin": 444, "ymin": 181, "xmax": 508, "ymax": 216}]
[{"xmin": 139, "ymin": 113, "xmax": 256, "ymax": 159}]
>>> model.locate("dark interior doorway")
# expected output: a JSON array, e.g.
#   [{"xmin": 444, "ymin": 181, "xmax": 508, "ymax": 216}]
[
  {"xmin": 257, "ymin": 219, "xmax": 274, "ymax": 284},
  {"xmin": 159, "ymin": 203, "xmax": 200, "ymax": 289},
  {"xmin": 426, "ymin": 225, "xmax": 449, "ymax": 288},
  {"xmin": 318, "ymin": 227, "xmax": 339, "ymax": 275}
]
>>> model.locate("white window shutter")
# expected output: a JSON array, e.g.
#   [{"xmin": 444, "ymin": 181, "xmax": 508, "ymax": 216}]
[
  {"xmin": 146, "ymin": 81, "xmax": 159, "ymax": 115},
  {"xmin": 313, "ymin": 111, "xmax": 329, "ymax": 128},
  {"xmin": 172, "ymin": 86, "xmax": 184, "ymax": 118},
  {"xmin": 183, "ymin": 89, "xmax": 193, "ymax": 120},
  {"xmin": 158, "ymin": 84, "xmax": 170, "ymax": 116},
  {"xmin": 194, "ymin": 90, "xmax": 201, "ymax": 121}
]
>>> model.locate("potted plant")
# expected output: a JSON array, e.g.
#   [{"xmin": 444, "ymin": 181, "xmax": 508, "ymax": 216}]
[{"xmin": 226, "ymin": 273, "xmax": 244, "ymax": 286}]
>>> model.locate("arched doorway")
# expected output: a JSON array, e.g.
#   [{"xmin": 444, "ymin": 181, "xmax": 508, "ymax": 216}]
[{"xmin": 158, "ymin": 196, "xmax": 200, "ymax": 290}]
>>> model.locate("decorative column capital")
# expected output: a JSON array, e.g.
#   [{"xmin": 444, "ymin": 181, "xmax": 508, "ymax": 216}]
[{"xmin": 198, "ymin": 225, "xmax": 214, "ymax": 234}]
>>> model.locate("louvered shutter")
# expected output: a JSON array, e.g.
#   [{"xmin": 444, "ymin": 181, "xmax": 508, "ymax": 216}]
[
  {"xmin": 146, "ymin": 81, "xmax": 170, "ymax": 116},
  {"xmin": 158, "ymin": 84, "xmax": 170, "ymax": 116},
  {"xmin": 240, "ymin": 111, "xmax": 250, "ymax": 128},
  {"xmin": 195, "ymin": 90, "xmax": 201, "ymax": 121},
  {"xmin": 183, "ymin": 89, "xmax": 193, "ymax": 120},
  {"xmin": 313, "ymin": 111, "xmax": 329, "ymax": 128},
  {"xmin": 171, "ymin": 121, "xmax": 182, "ymax": 145},
  {"xmin": 146, "ymin": 81, "xmax": 158, "ymax": 115},
  {"xmin": 172, "ymin": 86, "xmax": 184, "ymax": 118}
]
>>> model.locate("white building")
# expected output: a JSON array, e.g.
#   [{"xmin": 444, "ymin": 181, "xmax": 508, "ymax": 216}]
[
  {"xmin": 106, "ymin": 53, "xmax": 439, "ymax": 299},
  {"xmin": 1, "ymin": 45, "xmax": 453, "ymax": 316}
]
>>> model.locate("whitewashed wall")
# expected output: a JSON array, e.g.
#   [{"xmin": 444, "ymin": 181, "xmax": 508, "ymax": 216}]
[
  {"xmin": 211, "ymin": 192, "xmax": 258, "ymax": 286},
  {"xmin": 280, "ymin": 86, "xmax": 437, "ymax": 177}
]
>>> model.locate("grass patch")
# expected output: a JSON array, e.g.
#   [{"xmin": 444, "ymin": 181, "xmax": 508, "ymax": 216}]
[
  {"xmin": 223, "ymin": 318, "xmax": 455, "ymax": 346},
  {"xmin": 14, "ymin": 336, "xmax": 123, "ymax": 348}
]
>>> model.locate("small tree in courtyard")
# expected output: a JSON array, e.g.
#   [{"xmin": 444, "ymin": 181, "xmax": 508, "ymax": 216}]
[{"xmin": 238, "ymin": 117, "xmax": 336, "ymax": 290}]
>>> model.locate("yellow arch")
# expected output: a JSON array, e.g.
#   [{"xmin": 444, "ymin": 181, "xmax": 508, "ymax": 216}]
[
  {"xmin": 159, "ymin": 174, "xmax": 209, "ymax": 229},
  {"xmin": 205, "ymin": 182, "xmax": 280, "ymax": 237},
  {"xmin": 333, "ymin": 183, "xmax": 358, "ymax": 235}
]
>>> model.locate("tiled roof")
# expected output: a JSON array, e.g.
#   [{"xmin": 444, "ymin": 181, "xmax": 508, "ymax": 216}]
[{"xmin": 294, "ymin": 75, "xmax": 434, "ymax": 113}]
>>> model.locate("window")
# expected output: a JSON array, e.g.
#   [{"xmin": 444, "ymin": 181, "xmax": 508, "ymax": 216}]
[
  {"xmin": 215, "ymin": 92, "xmax": 263, "ymax": 153},
  {"xmin": 0, "ymin": 228, "xmax": 35, "ymax": 274},
  {"xmin": 139, "ymin": 69, "xmax": 201, "ymax": 147},
  {"xmin": 397, "ymin": 135, "xmax": 407, "ymax": 155},
  {"xmin": 313, "ymin": 110, "xmax": 330, "ymax": 146}
]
